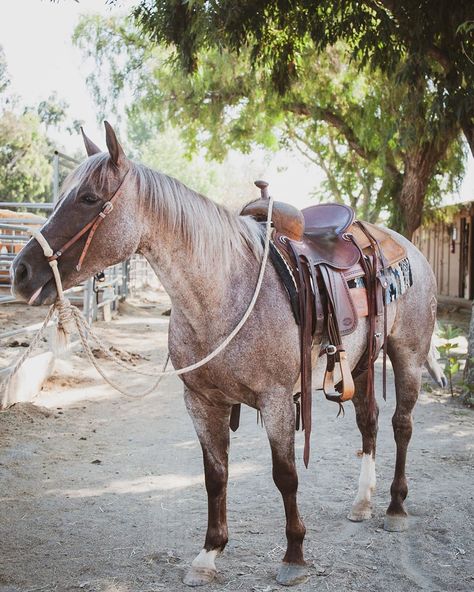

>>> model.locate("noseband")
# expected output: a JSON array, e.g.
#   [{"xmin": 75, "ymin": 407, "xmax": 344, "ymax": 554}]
[{"xmin": 47, "ymin": 169, "xmax": 130, "ymax": 272}]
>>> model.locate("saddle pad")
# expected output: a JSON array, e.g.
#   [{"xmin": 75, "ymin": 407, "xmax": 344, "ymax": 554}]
[
  {"xmin": 349, "ymin": 222, "xmax": 406, "ymax": 266},
  {"xmin": 347, "ymin": 257, "xmax": 413, "ymax": 312}
]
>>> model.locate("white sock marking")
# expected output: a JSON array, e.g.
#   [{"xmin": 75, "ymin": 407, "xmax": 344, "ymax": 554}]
[
  {"xmin": 191, "ymin": 549, "xmax": 218, "ymax": 571},
  {"xmin": 354, "ymin": 453, "xmax": 376, "ymax": 505}
]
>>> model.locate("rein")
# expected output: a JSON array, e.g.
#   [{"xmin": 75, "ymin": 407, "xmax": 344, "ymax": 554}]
[{"xmin": 1, "ymin": 186, "xmax": 275, "ymax": 399}]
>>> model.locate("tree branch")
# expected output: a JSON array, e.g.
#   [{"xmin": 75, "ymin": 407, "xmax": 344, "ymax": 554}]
[
  {"xmin": 285, "ymin": 101, "xmax": 376, "ymax": 161},
  {"xmin": 285, "ymin": 125, "xmax": 344, "ymax": 203}
]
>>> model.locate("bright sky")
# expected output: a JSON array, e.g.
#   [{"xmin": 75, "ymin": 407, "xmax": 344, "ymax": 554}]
[
  {"xmin": 0, "ymin": 0, "xmax": 134, "ymax": 152},
  {"xmin": 0, "ymin": 0, "xmax": 471, "ymax": 207}
]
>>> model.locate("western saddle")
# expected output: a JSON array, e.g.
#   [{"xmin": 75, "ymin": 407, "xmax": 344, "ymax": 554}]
[{"xmin": 238, "ymin": 180, "xmax": 407, "ymax": 466}]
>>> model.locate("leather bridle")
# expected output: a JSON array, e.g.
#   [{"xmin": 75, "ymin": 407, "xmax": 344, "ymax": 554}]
[{"xmin": 47, "ymin": 169, "xmax": 130, "ymax": 272}]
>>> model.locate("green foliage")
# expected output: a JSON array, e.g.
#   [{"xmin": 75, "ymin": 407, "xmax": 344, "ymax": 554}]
[
  {"xmin": 118, "ymin": 0, "xmax": 474, "ymax": 237},
  {"xmin": 36, "ymin": 92, "xmax": 68, "ymax": 130},
  {"xmin": 0, "ymin": 45, "xmax": 77, "ymax": 204},
  {"xmin": 0, "ymin": 110, "xmax": 52, "ymax": 202},
  {"xmin": 438, "ymin": 324, "xmax": 463, "ymax": 396},
  {"xmin": 72, "ymin": 14, "xmax": 151, "ymax": 121},
  {"xmin": 73, "ymin": 15, "xmax": 466, "ymax": 226},
  {"xmin": 129, "ymin": 1, "xmax": 474, "ymax": 128}
]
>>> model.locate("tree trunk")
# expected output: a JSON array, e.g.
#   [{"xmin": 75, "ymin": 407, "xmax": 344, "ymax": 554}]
[{"xmin": 393, "ymin": 136, "xmax": 453, "ymax": 239}]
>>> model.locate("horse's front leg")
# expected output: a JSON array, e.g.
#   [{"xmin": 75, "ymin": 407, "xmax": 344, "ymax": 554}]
[
  {"xmin": 183, "ymin": 388, "xmax": 231, "ymax": 587},
  {"xmin": 260, "ymin": 392, "xmax": 308, "ymax": 586}
]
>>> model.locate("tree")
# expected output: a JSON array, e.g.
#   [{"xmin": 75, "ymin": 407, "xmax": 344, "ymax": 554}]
[
  {"xmin": 0, "ymin": 45, "xmax": 60, "ymax": 204},
  {"xmin": 0, "ymin": 43, "xmax": 89, "ymax": 204},
  {"xmin": 131, "ymin": 1, "xmax": 474, "ymax": 148},
  {"xmin": 0, "ymin": 110, "xmax": 52, "ymax": 202},
  {"xmin": 74, "ymin": 14, "xmax": 465, "ymax": 234},
  {"xmin": 36, "ymin": 92, "xmax": 68, "ymax": 131},
  {"xmin": 128, "ymin": 0, "xmax": 473, "ymax": 237}
]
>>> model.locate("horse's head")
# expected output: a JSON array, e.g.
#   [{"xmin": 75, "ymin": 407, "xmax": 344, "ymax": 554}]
[{"xmin": 11, "ymin": 122, "xmax": 141, "ymax": 305}]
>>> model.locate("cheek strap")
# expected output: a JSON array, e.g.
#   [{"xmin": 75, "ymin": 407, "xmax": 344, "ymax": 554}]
[
  {"xmin": 46, "ymin": 170, "xmax": 129, "ymax": 272},
  {"xmin": 27, "ymin": 169, "xmax": 131, "ymax": 302}
]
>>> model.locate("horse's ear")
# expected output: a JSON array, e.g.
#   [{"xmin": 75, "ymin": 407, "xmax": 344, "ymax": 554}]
[
  {"xmin": 81, "ymin": 127, "xmax": 101, "ymax": 157},
  {"xmin": 104, "ymin": 120, "xmax": 126, "ymax": 166}
]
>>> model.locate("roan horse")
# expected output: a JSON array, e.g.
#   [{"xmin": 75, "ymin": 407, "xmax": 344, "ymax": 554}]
[{"xmin": 11, "ymin": 123, "xmax": 444, "ymax": 587}]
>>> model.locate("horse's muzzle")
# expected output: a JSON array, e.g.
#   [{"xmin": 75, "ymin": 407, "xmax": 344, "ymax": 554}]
[{"xmin": 11, "ymin": 249, "xmax": 57, "ymax": 305}]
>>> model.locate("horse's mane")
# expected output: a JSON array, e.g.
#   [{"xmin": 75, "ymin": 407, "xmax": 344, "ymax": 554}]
[{"xmin": 62, "ymin": 153, "xmax": 264, "ymax": 271}]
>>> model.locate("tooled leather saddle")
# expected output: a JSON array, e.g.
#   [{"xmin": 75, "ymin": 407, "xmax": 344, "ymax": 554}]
[{"xmin": 238, "ymin": 181, "xmax": 407, "ymax": 467}]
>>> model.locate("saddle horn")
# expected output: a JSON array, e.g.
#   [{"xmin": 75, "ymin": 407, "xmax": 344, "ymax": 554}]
[
  {"xmin": 255, "ymin": 179, "xmax": 269, "ymax": 200},
  {"xmin": 240, "ymin": 179, "xmax": 305, "ymax": 241}
]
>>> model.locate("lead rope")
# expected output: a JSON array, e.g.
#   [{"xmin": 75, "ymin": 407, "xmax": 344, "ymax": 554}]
[{"xmin": 1, "ymin": 195, "xmax": 275, "ymax": 399}]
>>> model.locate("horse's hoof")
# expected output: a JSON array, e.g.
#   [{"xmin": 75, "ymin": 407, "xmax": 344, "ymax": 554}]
[
  {"xmin": 183, "ymin": 566, "xmax": 217, "ymax": 586},
  {"xmin": 384, "ymin": 513, "xmax": 408, "ymax": 532},
  {"xmin": 276, "ymin": 563, "xmax": 309, "ymax": 586},
  {"xmin": 348, "ymin": 501, "xmax": 372, "ymax": 522},
  {"xmin": 347, "ymin": 508, "xmax": 372, "ymax": 522}
]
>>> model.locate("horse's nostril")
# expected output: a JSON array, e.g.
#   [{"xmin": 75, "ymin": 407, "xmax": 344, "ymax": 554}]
[{"xmin": 15, "ymin": 262, "xmax": 30, "ymax": 285}]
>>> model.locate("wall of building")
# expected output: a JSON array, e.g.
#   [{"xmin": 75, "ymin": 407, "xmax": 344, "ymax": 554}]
[{"xmin": 412, "ymin": 203, "xmax": 473, "ymax": 300}]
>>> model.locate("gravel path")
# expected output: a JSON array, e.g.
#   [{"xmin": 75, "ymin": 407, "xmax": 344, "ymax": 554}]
[{"xmin": 0, "ymin": 299, "xmax": 472, "ymax": 592}]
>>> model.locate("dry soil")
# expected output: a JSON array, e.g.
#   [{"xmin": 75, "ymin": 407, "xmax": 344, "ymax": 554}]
[{"xmin": 0, "ymin": 294, "xmax": 472, "ymax": 592}]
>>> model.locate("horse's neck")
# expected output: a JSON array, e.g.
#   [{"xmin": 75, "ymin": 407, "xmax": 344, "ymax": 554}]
[{"xmin": 138, "ymin": 193, "xmax": 255, "ymax": 325}]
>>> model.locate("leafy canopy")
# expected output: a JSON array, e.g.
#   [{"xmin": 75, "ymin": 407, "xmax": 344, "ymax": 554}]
[
  {"xmin": 74, "ymin": 14, "xmax": 465, "ymax": 225},
  {"xmin": 131, "ymin": 1, "xmax": 474, "ymax": 122},
  {"xmin": 0, "ymin": 110, "xmax": 52, "ymax": 202}
]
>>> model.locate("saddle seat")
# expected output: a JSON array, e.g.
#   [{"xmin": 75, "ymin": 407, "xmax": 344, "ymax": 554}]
[{"xmin": 298, "ymin": 203, "xmax": 359, "ymax": 269}]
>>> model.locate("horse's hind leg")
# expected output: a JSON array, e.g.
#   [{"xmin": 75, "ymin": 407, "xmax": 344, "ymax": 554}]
[
  {"xmin": 348, "ymin": 372, "xmax": 378, "ymax": 522},
  {"xmin": 384, "ymin": 340, "xmax": 424, "ymax": 532},
  {"xmin": 183, "ymin": 389, "xmax": 230, "ymax": 586},
  {"xmin": 260, "ymin": 393, "xmax": 308, "ymax": 587}
]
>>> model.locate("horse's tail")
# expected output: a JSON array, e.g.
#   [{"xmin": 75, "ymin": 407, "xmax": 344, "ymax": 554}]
[{"xmin": 424, "ymin": 331, "xmax": 447, "ymax": 388}]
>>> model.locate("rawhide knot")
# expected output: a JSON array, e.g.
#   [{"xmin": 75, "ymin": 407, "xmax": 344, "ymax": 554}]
[{"xmin": 55, "ymin": 297, "xmax": 76, "ymax": 346}]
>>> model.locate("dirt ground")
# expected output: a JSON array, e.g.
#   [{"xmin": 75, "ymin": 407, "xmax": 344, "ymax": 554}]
[{"xmin": 0, "ymin": 293, "xmax": 473, "ymax": 592}]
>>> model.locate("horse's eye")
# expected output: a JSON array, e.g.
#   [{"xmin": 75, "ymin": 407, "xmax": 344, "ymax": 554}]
[{"xmin": 81, "ymin": 194, "xmax": 99, "ymax": 205}]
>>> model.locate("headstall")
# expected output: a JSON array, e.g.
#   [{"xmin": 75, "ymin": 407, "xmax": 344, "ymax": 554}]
[{"xmin": 47, "ymin": 169, "xmax": 130, "ymax": 272}]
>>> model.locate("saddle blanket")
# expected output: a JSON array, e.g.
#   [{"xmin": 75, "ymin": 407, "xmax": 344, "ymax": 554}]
[{"xmin": 347, "ymin": 257, "xmax": 413, "ymax": 304}]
